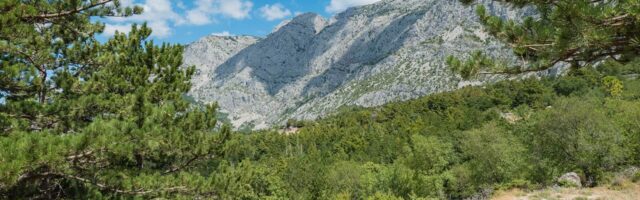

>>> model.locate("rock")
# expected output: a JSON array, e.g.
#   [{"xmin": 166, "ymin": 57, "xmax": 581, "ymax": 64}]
[
  {"xmin": 279, "ymin": 127, "xmax": 300, "ymax": 135},
  {"xmin": 183, "ymin": 35, "xmax": 260, "ymax": 92},
  {"xmin": 623, "ymin": 74, "xmax": 639, "ymax": 80},
  {"xmin": 623, "ymin": 166, "xmax": 640, "ymax": 179},
  {"xmin": 557, "ymin": 172, "xmax": 582, "ymax": 188},
  {"xmin": 184, "ymin": 0, "xmax": 545, "ymax": 129},
  {"xmin": 500, "ymin": 112, "xmax": 522, "ymax": 124}
]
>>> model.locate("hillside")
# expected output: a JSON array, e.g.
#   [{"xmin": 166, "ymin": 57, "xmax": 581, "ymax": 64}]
[
  {"xmin": 183, "ymin": 0, "xmax": 544, "ymax": 129},
  {"xmin": 209, "ymin": 64, "xmax": 640, "ymax": 199}
]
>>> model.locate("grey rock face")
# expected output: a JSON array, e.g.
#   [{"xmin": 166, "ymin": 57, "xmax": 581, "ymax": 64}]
[
  {"xmin": 183, "ymin": 0, "xmax": 539, "ymax": 129},
  {"xmin": 184, "ymin": 35, "xmax": 260, "ymax": 91}
]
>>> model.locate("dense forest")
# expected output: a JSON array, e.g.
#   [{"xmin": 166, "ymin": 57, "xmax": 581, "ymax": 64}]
[{"xmin": 1, "ymin": 0, "xmax": 640, "ymax": 199}]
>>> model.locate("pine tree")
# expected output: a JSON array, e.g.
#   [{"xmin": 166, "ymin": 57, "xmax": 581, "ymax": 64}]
[
  {"xmin": 449, "ymin": 0, "xmax": 640, "ymax": 79},
  {"xmin": 1, "ymin": 1, "xmax": 228, "ymax": 198}
]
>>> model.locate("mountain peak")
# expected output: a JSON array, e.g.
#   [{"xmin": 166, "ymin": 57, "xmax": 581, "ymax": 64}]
[
  {"xmin": 274, "ymin": 12, "xmax": 327, "ymax": 35},
  {"xmin": 184, "ymin": 0, "xmax": 533, "ymax": 129}
]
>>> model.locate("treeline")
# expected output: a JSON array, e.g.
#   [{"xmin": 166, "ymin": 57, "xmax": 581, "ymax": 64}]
[{"xmin": 212, "ymin": 63, "xmax": 640, "ymax": 199}]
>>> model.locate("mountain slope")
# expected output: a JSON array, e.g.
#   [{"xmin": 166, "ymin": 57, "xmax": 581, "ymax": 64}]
[{"xmin": 183, "ymin": 0, "xmax": 540, "ymax": 129}]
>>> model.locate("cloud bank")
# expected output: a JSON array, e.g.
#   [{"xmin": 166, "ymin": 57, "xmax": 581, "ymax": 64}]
[
  {"xmin": 260, "ymin": 3, "xmax": 292, "ymax": 21},
  {"xmin": 103, "ymin": 0, "xmax": 254, "ymax": 38}
]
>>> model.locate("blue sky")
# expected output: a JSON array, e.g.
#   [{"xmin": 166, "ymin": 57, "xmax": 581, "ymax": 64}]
[{"xmin": 98, "ymin": 0, "xmax": 382, "ymax": 44}]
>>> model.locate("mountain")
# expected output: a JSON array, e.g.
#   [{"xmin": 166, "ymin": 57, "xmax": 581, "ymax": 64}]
[{"xmin": 183, "ymin": 0, "xmax": 541, "ymax": 129}]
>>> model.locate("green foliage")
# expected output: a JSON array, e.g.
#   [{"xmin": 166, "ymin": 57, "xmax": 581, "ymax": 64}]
[
  {"xmin": 402, "ymin": 135, "xmax": 454, "ymax": 175},
  {"xmin": 489, "ymin": 78, "xmax": 555, "ymax": 109},
  {"xmin": 603, "ymin": 76, "xmax": 624, "ymax": 97},
  {"xmin": 527, "ymin": 98, "xmax": 629, "ymax": 186},
  {"xmin": 633, "ymin": 172, "xmax": 640, "ymax": 183},
  {"xmin": 365, "ymin": 192, "xmax": 403, "ymax": 200},
  {"xmin": 451, "ymin": 0, "xmax": 640, "ymax": 78},
  {"xmin": 604, "ymin": 99, "xmax": 640, "ymax": 166},
  {"xmin": 553, "ymin": 76, "xmax": 590, "ymax": 96},
  {"xmin": 460, "ymin": 123, "xmax": 528, "ymax": 187},
  {"xmin": 211, "ymin": 160, "xmax": 288, "ymax": 199},
  {"xmin": 2, "ymin": 1, "xmax": 639, "ymax": 199},
  {"xmin": 204, "ymin": 72, "xmax": 639, "ymax": 199},
  {"xmin": 0, "ymin": 1, "xmax": 227, "ymax": 199}
]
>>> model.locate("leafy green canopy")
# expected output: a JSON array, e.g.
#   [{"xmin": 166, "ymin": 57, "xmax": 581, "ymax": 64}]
[
  {"xmin": 449, "ymin": 0, "xmax": 640, "ymax": 78},
  {"xmin": 209, "ymin": 66, "xmax": 640, "ymax": 199},
  {"xmin": 1, "ymin": 1, "xmax": 228, "ymax": 199}
]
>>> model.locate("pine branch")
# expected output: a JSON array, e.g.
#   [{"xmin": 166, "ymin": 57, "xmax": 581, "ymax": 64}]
[
  {"xmin": 21, "ymin": 0, "xmax": 114, "ymax": 21},
  {"xmin": 16, "ymin": 171, "xmax": 192, "ymax": 196},
  {"xmin": 162, "ymin": 154, "xmax": 205, "ymax": 175},
  {"xmin": 66, "ymin": 148, "xmax": 108, "ymax": 161}
]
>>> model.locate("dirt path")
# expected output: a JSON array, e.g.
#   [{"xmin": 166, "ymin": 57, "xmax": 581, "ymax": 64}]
[{"xmin": 492, "ymin": 183, "xmax": 640, "ymax": 200}]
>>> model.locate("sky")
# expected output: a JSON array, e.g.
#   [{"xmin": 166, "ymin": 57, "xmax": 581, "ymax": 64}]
[{"xmin": 97, "ymin": 0, "xmax": 383, "ymax": 44}]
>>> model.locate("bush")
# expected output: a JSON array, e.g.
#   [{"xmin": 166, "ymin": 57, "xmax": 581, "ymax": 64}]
[
  {"xmin": 633, "ymin": 172, "xmax": 640, "ymax": 183},
  {"xmin": 402, "ymin": 135, "xmax": 454, "ymax": 174},
  {"xmin": 553, "ymin": 76, "xmax": 589, "ymax": 96},
  {"xmin": 490, "ymin": 79, "xmax": 554, "ymax": 109},
  {"xmin": 603, "ymin": 76, "xmax": 624, "ymax": 97},
  {"xmin": 460, "ymin": 122, "xmax": 528, "ymax": 186},
  {"xmin": 365, "ymin": 192, "xmax": 403, "ymax": 200},
  {"xmin": 529, "ymin": 98, "xmax": 629, "ymax": 186}
]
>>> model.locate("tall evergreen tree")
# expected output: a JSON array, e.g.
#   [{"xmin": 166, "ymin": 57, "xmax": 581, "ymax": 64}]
[
  {"xmin": 1, "ymin": 1, "xmax": 228, "ymax": 198},
  {"xmin": 449, "ymin": 0, "xmax": 640, "ymax": 78}
]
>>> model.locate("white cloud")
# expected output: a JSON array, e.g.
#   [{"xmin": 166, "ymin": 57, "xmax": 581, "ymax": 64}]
[
  {"xmin": 185, "ymin": 0, "xmax": 253, "ymax": 25},
  {"xmin": 104, "ymin": 0, "xmax": 182, "ymax": 38},
  {"xmin": 176, "ymin": 1, "xmax": 187, "ymax": 10},
  {"xmin": 186, "ymin": 9, "xmax": 213, "ymax": 25},
  {"xmin": 211, "ymin": 31, "xmax": 233, "ymax": 36},
  {"xmin": 217, "ymin": 0, "xmax": 253, "ymax": 19},
  {"xmin": 103, "ymin": 23, "xmax": 132, "ymax": 37},
  {"xmin": 110, "ymin": 0, "xmax": 184, "ymax": 24},
  {"xmin": 326, "ymin": 0, "xmax": 382, "ymax": 13},
  {"xmin": 102, "ymin": 0, "xmax": 254, "ymax": 38},
  {"xmin": 259, "ymin": 4, "xmax": 292, "ymax": 21},
  {"xmin": 147, "ymin": 21, "xmax": 172, "ymax": 38}
]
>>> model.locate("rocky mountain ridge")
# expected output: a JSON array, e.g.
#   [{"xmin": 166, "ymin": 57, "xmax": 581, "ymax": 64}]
[{"xmin": 183, "ymin": 0, "xmax": 542, "ymax": 129}]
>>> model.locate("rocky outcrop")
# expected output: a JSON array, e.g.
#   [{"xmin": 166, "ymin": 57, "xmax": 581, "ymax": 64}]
[
  {"xmin": 184, "ymin": 35, "xmax": 260, "ymax": 91},
  {"xmin": 184, "ymin": 0, "xmax": 542, "ymax": 129}
]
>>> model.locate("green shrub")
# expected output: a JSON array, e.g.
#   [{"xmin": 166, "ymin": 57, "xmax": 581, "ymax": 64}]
[
  {"xmin": 603, "ymin": 76, "xmax": 624, "ymax": 97},
  {"xmin": 528, "ymin": 98, "xmax": 629, "ymax": 185},
  {"xmin": 633, "ymin": 172, "xmax": 640, "ymax": 183},
  {"xmin": 460, "ymin": 122, "xmax": 528, "ymax": 186},
  {"xmin": 553, "ymin": 76, "xmax": 589, "ymax": 96}
]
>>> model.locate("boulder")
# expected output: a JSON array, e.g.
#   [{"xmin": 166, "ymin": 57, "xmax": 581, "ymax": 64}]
[
  {"xmin": 557, "ymin": 172, "xmax": 582, "ymax": 188},
  {"xmin": 500, "ymin": 112, "xmax": 522, "ymax": 124},
  {"xmin": 623, "ymin": 166, "xmax": 639, "ymax": 177}
]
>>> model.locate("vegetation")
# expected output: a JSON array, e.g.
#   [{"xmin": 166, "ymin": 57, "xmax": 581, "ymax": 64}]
[
  {"xmin": 449, "ymin": 0, "xmax": 640, "ymax": 78},
  {"xmin": 1, "ymin": 1, "xmax": 228, "ymax": 199},
  {"xmin": 1, "ymin": 0, "xmax": 639, "ymax": 199},
  {"xmin": 206, "ymin": 64, "xmax": 639, "ymax": 199}
]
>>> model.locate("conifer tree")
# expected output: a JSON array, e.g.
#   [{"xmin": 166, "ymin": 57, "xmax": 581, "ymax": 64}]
[
  {"xmin": 449, "ymin": 0, "xmax": 640, "ymax": 78},
  {"xmin": 0, "ymin": 1, "xmax": 228, "ymax": 198}
]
